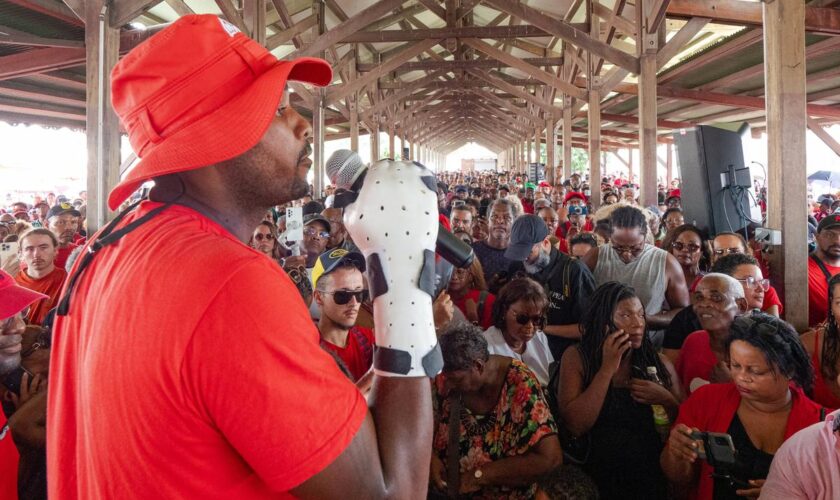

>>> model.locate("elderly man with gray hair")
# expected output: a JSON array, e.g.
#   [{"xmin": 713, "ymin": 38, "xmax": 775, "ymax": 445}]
[{"xmin": 674, "ymin": 273, "xmax": 749, "ymax": 395}]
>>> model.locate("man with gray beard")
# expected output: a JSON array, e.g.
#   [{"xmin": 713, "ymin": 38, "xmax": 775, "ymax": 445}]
[{"xmin": 506, "ymin": 214, "xmax": 596, "ymax": 360}]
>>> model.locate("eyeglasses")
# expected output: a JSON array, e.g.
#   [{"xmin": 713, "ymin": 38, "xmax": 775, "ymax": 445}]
[
  {"xmin": 253, "ymin": 233, "xmax": 274, "ymax": 241},
  {"xmin": 611, "ymin": 241, "xmax": 645, "ymax": 256},
  {"xmin": 512, "ymin": 313, "xmax": 545, "ymax": 328},
  {"xmin": 713, "ymin": 247, "xmax": 743, "ymax": 256},
  {"xmin": 0, "ymin": 307, "xmax": 28, "ymax": 331},
  {"xmin": 321, "ymin": 290, "xmax": 369, "ymax": 305},
  {"xmin": 304, "ymin": 227, "xmax": 330, "ymax": 239},
  {"xmin": 671, "ymin": 242, "xmax": 701, "ymax": 252},
  {"xmin": 736, "ymin": 276, "xmax": 770, "ymax": 291}
]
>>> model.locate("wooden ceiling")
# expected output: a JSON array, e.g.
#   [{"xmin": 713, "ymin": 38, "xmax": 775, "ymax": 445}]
[{"xmin": 2, "ymin": 0, "xmax": 840, "ymax": 157}]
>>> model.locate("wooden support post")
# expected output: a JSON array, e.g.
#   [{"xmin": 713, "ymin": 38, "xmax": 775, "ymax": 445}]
[
  {"xmin": 86, "ymin": 0, "xmax": 121, "ymax": 232},
  {"xmin": 563, "ymin": 102, "xmax": 572, "ymax": 180},
  {"xmin": 348, "ymin": 51, "xmax": 359, "ymax": 151},
  {"xmin": 312, "ymin": 92, "xmax": 325, "ymax": 196},
  {"xmin": 638, "ymin": 0, "xmax": 659, "ymax": 207},
  {"xmin": 589, "ymin": 90, "xmax": 602, "ymax": 209},
  {"xmin": 526, "ymin": 135, "xmax": 532, "ymax": 167},
  {"xmin": 410, "ymin": 136, "xmax": 416, "ymax": 161},
  {"xmin": 389, "ymin": 125, "xmax": 395, "ymax": 159},
  {"xmin": 534, "ymin": 124, "xmax": 541, "ymax": 176},
  {"xmin": 665, "ymin": 143, "xmax": 673, "ymax": 185},
  {"xmin": 243, "ymin": 0, "xmax": 266, "ymax": 45},
  {"xmin": 546, "ymin": 118, "xmax": 556, "ymax": 184},
  {"xmin": 764, "ymin": 0, "xmax": 808, "ymax": 330},
  {"xmin": 311, "ymin": 0, "xmax": 325, "ymax": 195},
  {"xmin": 401, "ymin": 134, "xmax": 406, "ymax": 160},
  {"xmin": 629, "ymin": 148, "xmax": 634, "ymax": 183},
  {"xmin": 370, "ymin": 120, "xmax": 380, "ymax": 162}
]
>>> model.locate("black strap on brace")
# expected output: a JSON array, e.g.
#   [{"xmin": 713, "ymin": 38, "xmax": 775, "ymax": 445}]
[{"xmin": 56, "ymin": 200, "xmax": 173, "ymax": 316}]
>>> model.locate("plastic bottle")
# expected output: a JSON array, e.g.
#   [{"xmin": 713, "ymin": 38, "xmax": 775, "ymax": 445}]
[{"xmin": 647, "ymin": 366, "xmax": 671, "ymax": 442}]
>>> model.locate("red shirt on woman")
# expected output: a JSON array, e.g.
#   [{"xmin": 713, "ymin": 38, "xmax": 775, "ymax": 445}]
[{"xmin": 675, "ymin": 383, "xmax": 824, "ymax": 500}]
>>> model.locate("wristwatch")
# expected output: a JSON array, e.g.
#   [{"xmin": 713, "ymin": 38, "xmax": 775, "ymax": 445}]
[{"xmin": 474, "ymin": 469, "xmax": 483, "ymax": 481}]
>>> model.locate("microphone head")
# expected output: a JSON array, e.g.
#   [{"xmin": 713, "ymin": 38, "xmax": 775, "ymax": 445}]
[{"xmin": 326, "ymin": 149, "xmax": 366, "ymax": 191}]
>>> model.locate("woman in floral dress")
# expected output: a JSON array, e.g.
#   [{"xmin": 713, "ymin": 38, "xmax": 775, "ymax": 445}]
[{"xmin": 430, "ymin": 323, "xmax": 561, "ymax": 499}]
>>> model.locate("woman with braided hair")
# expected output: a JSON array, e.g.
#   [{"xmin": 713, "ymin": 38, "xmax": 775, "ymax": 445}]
[
  {"xmin": 663, "ymin": 314, "xmax": 824, "ymax": 500},
  {"xmin": 800, "ymin": 273, "xmax": 840, "ymax": 408},
  {"xmin": 556, "ymin": 282, "xmax": 681, "ymax": 500}
]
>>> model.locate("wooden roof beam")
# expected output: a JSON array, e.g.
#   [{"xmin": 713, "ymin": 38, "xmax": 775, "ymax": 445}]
[
  {"xmin": 461, "ymin": 37, "xmax": 587, "ymax": 99},
  {"xmin": 483, "ymin": 0, "xmax": 640, "ymax": 73},
  {"xmin": 0, "ymin": 24, "xmax": 84, "ymax": 49},
  {"xmin": 341, "ymin": 24, "xmax": 568, "ymax": 43},
  {"xmin": 667, "ymin": 0, "xmax": 840, "ymax": 36},
  {"xmin": 327, "ymin": 38, "xmax": 441, "ymax": 105},
  {"xmin": 468, "ymin": 69, "xmax": 562, "ymax": 116},
  {"xmin": 112, "ymin": 0, "xmax": 164, "ymax": 27},
  {"xmin": 5, "ymin": 0, "xmax": 82, "ymax": 25},
  {"xmin": 291, "ymin": 0, "xmax": 412, "ymax": 58}
]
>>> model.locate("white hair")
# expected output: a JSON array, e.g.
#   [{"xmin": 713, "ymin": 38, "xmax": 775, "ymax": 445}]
[{"xmin": 700, "ymin": 272, "xmax": 745, "ymax": 300}]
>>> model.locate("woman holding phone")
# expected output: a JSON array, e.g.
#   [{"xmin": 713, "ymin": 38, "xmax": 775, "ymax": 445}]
[
  {"xmin": 662, "ymin": 314, "xmax": 823, "ymax": 499},
  {"xmin": 556, "ymin": 282, "xmax": 682, "ymax": 499}
]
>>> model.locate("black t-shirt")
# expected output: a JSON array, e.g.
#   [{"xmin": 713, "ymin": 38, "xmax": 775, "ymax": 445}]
[
  {"xmin": 511, "ymin": 248, "xmax": 596, "ymax": 359},
  {"xmin": 662, "ymin": 306, "xmax": 702, "ymax": 350},
  {"xmin": 472, "ymin": 240, "xmax": 515, "ymax": 289}
]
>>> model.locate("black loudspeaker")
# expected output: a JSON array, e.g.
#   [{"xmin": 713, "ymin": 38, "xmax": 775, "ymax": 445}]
[
  {"xmin": 673, "ymin": 125, "xmax": 758, "ymax": 236},
  {"xmin": 528, "ymin": 162, "xmax": 545, "ymax": 183}
]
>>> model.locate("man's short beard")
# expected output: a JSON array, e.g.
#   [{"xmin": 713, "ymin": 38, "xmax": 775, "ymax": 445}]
[
  {"xmin": 217, "ymin": 142, "xmax": 309, "ymax": 209},
  {"xmin": 524, "ymin": 246, "xmax": 551, "ymax": 274}
]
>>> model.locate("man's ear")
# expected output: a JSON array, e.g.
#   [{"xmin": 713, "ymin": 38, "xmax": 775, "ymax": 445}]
[
  {"xmin": 313, "ymin": 289, "xmax": 325, "ymax": 307},
  {"xmin": 542, "ymin": 237, "xmax": 552, "ymax": 251},
  {"xmin": 735, "ymin": 297, "xmax": 749, "ymax": 314}
]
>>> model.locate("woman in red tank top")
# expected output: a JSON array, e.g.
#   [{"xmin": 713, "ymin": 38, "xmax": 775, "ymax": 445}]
[{"xmin": 801, "ymin": 274, "xmax": 840, "ymax": 409}]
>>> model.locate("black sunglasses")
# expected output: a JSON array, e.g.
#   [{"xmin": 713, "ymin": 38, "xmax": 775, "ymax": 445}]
[
  {"xmin": 513, "ymin": 313, "xmax": 545, "ymax": 328},
  {"xmin": 322, "ymin": 290, "xmax": 369, "ymax": 305}
]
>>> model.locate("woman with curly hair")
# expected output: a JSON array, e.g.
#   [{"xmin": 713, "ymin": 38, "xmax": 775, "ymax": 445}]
[
  {"xmin": 430, "ymin": 322, "xmax": 562, "ymax": 499},
  {"xmin": 557, "ymin": 282, "xmax": 681, "ymax": 500},
  {"xmin": 663, "ymin": 314, "xmax": 824, "ymax": 500},
  {"xmin": 800, "ymin": 273, "xmax": 840, "ymax": 408}
]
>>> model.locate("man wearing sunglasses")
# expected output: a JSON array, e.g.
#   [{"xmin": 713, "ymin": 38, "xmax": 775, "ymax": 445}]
[{"xmin": 313, "ymin": 250, "xmax": 372, "ymax": 383}]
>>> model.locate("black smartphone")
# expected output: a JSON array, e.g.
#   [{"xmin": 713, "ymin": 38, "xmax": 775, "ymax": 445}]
[
  {"xmin": 2, "ymin": 367, "xmax": 32, "ymax": 396},
  {"xmin": 690, "ymin": 431, "xmax": 737, "ymax": 467}
]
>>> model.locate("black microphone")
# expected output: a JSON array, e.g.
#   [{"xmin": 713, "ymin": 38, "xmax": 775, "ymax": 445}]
[{"xmin": 326, "ymin": 149, "xmax": 474, "ymax": 268}]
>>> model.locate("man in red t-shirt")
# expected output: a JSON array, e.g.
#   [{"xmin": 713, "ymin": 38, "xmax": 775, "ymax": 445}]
[
  {"xmin": 43, "ymin": 203, "xmax": 79, "ymax": 270},
  {"xmin": 14, "ymin": 229, "xmax": 67, "ymax": 325},
  {"xmin": 809, "ymin": 214, "xmax": 840, "ymax": 326},
  {"xmin": 48, "ymin": 16, "xmax": 434, "ymax": 499},
  {"xmin": 0, "ymin": 269, "xmax": 49, "ymax": 500},
  {"xmin": 312, "ymin": 249, "xmax": 374, "ymax": 382}
]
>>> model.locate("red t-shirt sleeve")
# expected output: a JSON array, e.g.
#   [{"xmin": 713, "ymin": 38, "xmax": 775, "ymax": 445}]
[
  {"xmin": 763, "ymin": 285, "xmax": 783, "ymax": 315},
  {"xmin": 183, "ymin": 259, "xmax": 367, "ymax": 492}
]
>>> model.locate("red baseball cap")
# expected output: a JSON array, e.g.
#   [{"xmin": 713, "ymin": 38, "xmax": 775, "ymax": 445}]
[
  {"xmin": 564, "ymin": 191, "xmax": 587, "ymax": 204},
  {"xmin": 538, "ymin": 181, "xmax": 551, "ymax": 188},
  {"xmin": 0, "ymin": 270, "xmax": 47, "ymax": 321},
  {"xmin": 108, "ymin": 15, "xmax": 332, "ymax": 210}
]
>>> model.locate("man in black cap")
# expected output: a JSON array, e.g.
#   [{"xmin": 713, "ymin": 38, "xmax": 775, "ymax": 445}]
[
  {"xmin": 506, "ymin": 214, "xmax": 596, "ymax": 360},
  {"xmin": 44, "ymin": 203, "xmax": 81, "ymax": 270},
  {"xmin": 312, "ymin": 249, "xmax": 373, "ymax": 384},
  {"xmin": 809, "ymin": 213, "xmax": 840, "ymax": 326}
]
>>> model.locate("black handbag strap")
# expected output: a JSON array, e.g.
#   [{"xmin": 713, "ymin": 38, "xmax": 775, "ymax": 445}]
[
  {"xmin": 57, "ymin": 200, "xmax": 173, "ymax": 316},
  {"xmin": 446, "ymin": 394, "xmax": 462, "ymax": 498},
  {"xmin": 811, "ymin": 253, "xmax": 833, "ymax": 284}
]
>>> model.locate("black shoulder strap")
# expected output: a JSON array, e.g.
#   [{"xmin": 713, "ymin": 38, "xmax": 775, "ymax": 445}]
[
  {"xmin": 57, "ymin": 200, "xmax": 173, "ymax": 316},
  {"xmin": 820, "ymin": 406, "xmax": 827, "ymax": 422},
  {"xmin": 476, "ymin": 290, "xmax": 489, "ymax": 319},
  {"xmin": 811, "ymin": 253, "xmax": 833, "ymax": 284},
  {"xmin": 543, "ymin": 254, "xmax": 572, "ymax": 298},
  {"xmin": 446, "ymin": 395, "xmax": 462, "ymax": 498}
]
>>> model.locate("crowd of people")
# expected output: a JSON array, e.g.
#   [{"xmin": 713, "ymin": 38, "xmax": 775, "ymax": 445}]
[
  {"xmin": 2, "ymin": 14, "xmax": 840, "ymax": 500},
  {"xmin": 3, "ymin": 166, "xmax": 840, "ymax": 499}
]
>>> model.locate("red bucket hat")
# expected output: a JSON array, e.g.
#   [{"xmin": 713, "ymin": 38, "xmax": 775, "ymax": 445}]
[
  {"xmin": 108, "ymin": 14, "xmax": 332, "ymax": 210},
  {"xmin": 0, "ymin": 269, "xmax": 47, "ymax": 321}
]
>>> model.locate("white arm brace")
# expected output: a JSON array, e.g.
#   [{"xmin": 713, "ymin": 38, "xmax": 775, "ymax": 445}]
[{"xmin": 343, "ymin": 160, "xmax": 443, "ymax": 377}]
